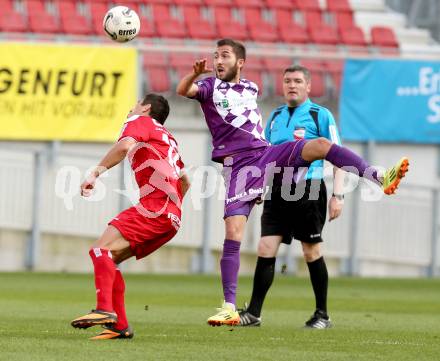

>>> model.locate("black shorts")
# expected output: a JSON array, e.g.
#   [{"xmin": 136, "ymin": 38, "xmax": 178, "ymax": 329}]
[{"xmin": 261, "ymin": 179, "xmax": 327, "ymax": 244}]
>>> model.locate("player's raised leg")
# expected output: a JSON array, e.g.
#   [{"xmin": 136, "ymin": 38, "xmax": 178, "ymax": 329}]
[
  {"xmin": 71, "ymin": 225, "xmax": 132, "ymax": 330},
  {"xmin": 207, "ymin": 215, "xmax": 246, "ymax": 326},
  {"xmin": 301, "ymin": 138, "xmax": 409, "ymax": 194}
]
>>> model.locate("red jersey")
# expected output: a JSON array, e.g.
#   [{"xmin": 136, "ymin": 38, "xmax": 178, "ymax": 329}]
[{"xmin": 118, "ymin": 115, "xmax": 184, "ymax": 215}]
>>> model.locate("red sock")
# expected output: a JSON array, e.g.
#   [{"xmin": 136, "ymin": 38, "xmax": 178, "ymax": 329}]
[
  {"xmin": 89, "ymin": 248, "xmax": 116, "ymax": 312},
  {"xmin": 112, "ymin": 268, "xmax": 128, "ymax": 330}
]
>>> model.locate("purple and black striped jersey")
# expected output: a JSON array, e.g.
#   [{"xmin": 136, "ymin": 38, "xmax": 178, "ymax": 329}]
[{"xmin": 194, "ymin": 76, "xmax": 269, "ymax": 163}]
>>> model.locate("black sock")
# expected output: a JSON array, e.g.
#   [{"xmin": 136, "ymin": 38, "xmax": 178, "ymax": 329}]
[
  {"xmin": 306, "ymin": 256, "xmax": 328, "ymax": 314},
  {"xmin": 247, "ymin": 257, "xmax": 276, "ymax": 318}
]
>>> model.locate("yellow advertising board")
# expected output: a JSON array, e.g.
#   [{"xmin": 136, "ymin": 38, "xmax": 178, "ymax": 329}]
[{"xmin": 0, "ymin": 43, "xmax": 137, "ymax": 142}]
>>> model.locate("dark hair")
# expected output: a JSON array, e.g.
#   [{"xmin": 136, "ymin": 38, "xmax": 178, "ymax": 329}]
[
  {"xmin": 216, "ymin": 38, "xmax": 246, "ymax": 60},
  {"xmin": 284, "ymin": 65, "xmax": 311, "ymax": 83},
  {"xmin": 141, "ymin": 93, "xmax": 170, "ymax": 124}
]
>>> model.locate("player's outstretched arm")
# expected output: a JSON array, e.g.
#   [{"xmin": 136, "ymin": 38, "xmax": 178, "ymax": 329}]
[
  {"xmin": 176, "ymin": 59, "xmax": 212, "ymax": 98},
  {"xmin": 179, "ymin": 172, "xmax": 191, "ymax": 198},
  {"xmin": 80, "ymin": 138, "xmax": 136, "ymax": 197}
]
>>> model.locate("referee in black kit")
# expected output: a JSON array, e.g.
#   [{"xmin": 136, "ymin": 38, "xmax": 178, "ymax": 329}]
[{"xmin": 239, "ymin": 65, "xmax": 345, "ymax": 329}]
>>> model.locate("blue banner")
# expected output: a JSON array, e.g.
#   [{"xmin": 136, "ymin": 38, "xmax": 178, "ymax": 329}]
[{"xmin": 340, "ymin": 59, "xmax": 440, "ymax": 143}]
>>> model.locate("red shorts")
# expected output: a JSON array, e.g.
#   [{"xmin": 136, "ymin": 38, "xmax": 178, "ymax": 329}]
[{"xmin": 109, "ymin": 204, "xmax": 181, "ymax": 260}]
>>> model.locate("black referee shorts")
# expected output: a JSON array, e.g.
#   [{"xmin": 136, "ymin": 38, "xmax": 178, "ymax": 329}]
[{"xmin": 261, "ymin": 179, "xmax": 327, "ymax": 244}]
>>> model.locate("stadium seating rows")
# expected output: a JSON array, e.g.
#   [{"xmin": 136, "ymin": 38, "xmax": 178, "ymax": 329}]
[
  {"xmin": 0, "ymin": 0, "xmax": 399, "ymax": 98},
  {"xmin": 142, "ymin": 51, "xmax": 343, "ymax": 99},
  {"xmin": 0, "ymin": 0, "xmax": 399, "ymax": 49}
]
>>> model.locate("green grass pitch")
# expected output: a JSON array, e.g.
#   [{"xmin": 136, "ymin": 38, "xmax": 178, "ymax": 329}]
[{"xmin": 1, "ymin": 272, "xmax": 440, "ymax": 361}]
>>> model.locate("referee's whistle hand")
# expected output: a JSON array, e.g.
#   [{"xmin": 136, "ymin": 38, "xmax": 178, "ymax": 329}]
[{"xmin": 328, "ymin": 196, "xmax": 343, "ymax": 221}]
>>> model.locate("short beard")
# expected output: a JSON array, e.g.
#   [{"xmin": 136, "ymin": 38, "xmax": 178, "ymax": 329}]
[
  {"xmin": 217, "ymin": 62, "xmax": 239, "ymax": 82},
  {"xmin": 287, "ymin": 96, "xmax": 306, "ymax": 107}
]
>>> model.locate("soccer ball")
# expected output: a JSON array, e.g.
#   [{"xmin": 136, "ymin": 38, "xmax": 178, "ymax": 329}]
[{"xmin": 103, "ymin": 6, "xmax": 140, "ymax": 42}]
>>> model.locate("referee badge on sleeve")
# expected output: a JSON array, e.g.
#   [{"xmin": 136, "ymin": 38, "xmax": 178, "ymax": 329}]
[{"xmin": 293, "ymin": 127, "xmax": 306, "ymax": 140}]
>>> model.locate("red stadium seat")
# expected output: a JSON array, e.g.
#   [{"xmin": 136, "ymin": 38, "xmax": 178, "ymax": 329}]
[
  {"xmin": 215, "ymin": 7, "xmax": 248, "ymax": 41},
  {"xmin": 187, "ymin": 21, "xmax": 217, "ymax": 39},
  {"xmin": 339, "ymin": 26, "xmax": 367, "ymax": 46},
  {"xmin": 169, "ymin": 52, "xmax": 199, "ymax": 66},
  {"xmin": 152, "ymin": 4, "xmax": 173, "ymax": 21},
  {"xmin": 242, "ymin": 57, "xmax": 264, "ymax": 92},
  {"xmin": 87, "ymin": 2, "xmax": 109, "ymax": 22},
  {"xmin": 279, "ymin": 23, "xmax": 309, "ymax": 44},
  {"xmin": 145, "ymin": 0, "xmax": 173, "ymax": 4},
  {"xmin": 86, "ymin": 0, "xmax": 110, "ymax": 35},
  {"xmin": 275, "ymin": 10, "xmax": 309, "ymax": 44},
  {"xmin": 243, "ymin": 8, "xmax": 262, "ymax": 23},
  {"xmin": 0, "ymin": 11, "xmax": 28, "ymax": 33},
  {"xmin": 217, "ymin": 21, "xmax": 249, "ymax": 41},
  {"xmin": 263, "ymin": 57, "xmax": 293, "ymax": 71},
  {"xmin": 233, "ymin": 0, "xmax": 264, "ymax": 8},
  {"xmin": 25, "ymin": 0, "xmax": 46, "ymax": 14},
  {"xmin": 182, "ymin": 5, "xmax": 203, "ymax": 20},
  {"xmin": 292, "ymin": 0, "xmax": 321, "ymax": 11},
  {"xmin": 182, "ymin": 6, "xmax": 217, "ymax": 35},
  {"xmin": 244, "ymin": 8, "xmax": 278, "ymax": 43},
  {"xmin": 333, "ymin": 11, "xmax": 354, "ymax": 29},
  {"xmin": 324, "ymin": 60, "xmax": 344, "ymax": 92},
  {"xmin": 217, "ymin": 21, "xmax": 249, "ymax": 40},
  {"xmin": 242, "ymin": 56, "xmax": 263, "ymax": 90},
  {"xmin": 151, "ymin": 4, "xmax": 187, "ymax": 38},
  {"xmin": 248, "ymin": 24, "xmax": 279, "ymax": 43},
  {"xmin": 301, "ymin": 60, "xmax": 326, "ymax": 98},
  {"xmin": 156, "ymin": 19, "xmax": 187, "ymax": 38},
  {"xmin": 326, "ymin": 0, "xmax": 352, "ymax": 12},
  {"xmin": 214, "ymin": 6, "xmax": 233, "ymax": 20},
  {"xmin": 81, "ymin": 0, "xmax": 106, "ymax": 35},
  {"xmin": 275, "ymin": 9, "xmax": 293, "ymax": 25},
  {"xmin": 242, "ymin": 70, "xmax": 263, "ymax": 91},
  {"xmin": 0, "ymin": 0, "xmax": 13, "ymax": 13},
  {"xmin": 91, "ymin": 17, "xmax": 105, "ymax": 36},
  {"xmin": 173, "ymin": 0, "xmax": 204, "ymax": 4},
  {"xmin": 25, "ymin": 0, "xmax": 60, "ymax": 34},
  {"xmin": 60, "ymin": 1, "xmax": 95, "ymax": 36},
  {"xmin": 138, "ymin": 17, "xmax": 156, "ymax": 38},
  {"xmin": 115, "ymin": 2, "xmax": 140, "ymax": 12},
  {"xmin": 29, "ymin": 13, "xmax": 60, "ymax": 34},
  {"xmin": 263, "ymin": 57, "xmax": 293, "ymax": 96},
  {"xmin": 143, "ymin": 53, "xmax": 171, "ymax": 93},
  {"xmin": 143, "ymin": 52, "xmax": 168, "ymax": 67},
  {"xmin": 301, "ymin": 59, "xmax": 324, "ymax": 72},
  {"xmin": 309, "ymin": 25, "xmax": 339, "ymax": 45},
  {"xmin": 265, "ymin": 0, "xmax": 293, "ymax": 10},
  {"xmin": 58, "ymin": 1, "xmax": 78, "ymax": 16},
  {"xmin": 204, "ymin": 0, "xmax": 233, "ymax": 5},
  {"xmin": 304, "ymin": 10, "xmax": 325, "ymax": 29},
  {"xmin": 309, "ymin": 72, "xmax": 325, "ymax": 98},
  {"xmin": 199, "ymin": 51, "xmax": 214, "ymax": 62},
  {"xmin": 182, "ymin": 6, "xmax": 216, "ymax": 39},
  {"xmin": 61, "ymin": 16, "xmax": 93, "ymax": 35},
  {"xmin": 245, "ymin": 56, "xmax": 263, "ymax": 71},
  {"xmin": 371, "ymin": 26, "xmax": 399, "ymax": 48},
  {"xmin": 170, "ymin": 53, "xmax": 200, "ymax": 78},
  {"xmin": 273, "ymin": 78, "xmax": 284, "ymax": 96}
]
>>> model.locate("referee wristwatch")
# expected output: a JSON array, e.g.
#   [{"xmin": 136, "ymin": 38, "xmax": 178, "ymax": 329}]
[{"xmin": 332, "ymin": 193, "xmax": 344, "ymax": 201}]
